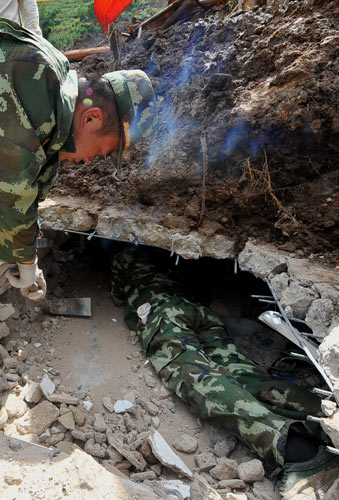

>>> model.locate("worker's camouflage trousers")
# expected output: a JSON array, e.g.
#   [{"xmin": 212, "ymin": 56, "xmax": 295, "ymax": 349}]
[{"xmin": 111, "ymin": 250, "xmax": 322, "ymax": 469}]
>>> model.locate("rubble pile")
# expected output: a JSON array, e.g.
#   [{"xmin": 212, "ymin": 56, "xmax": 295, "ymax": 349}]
[
  {"xmin": 52, "ymin": 0, "xmax": 339, "ymax": 256},
  {"xmin": 0, "ymin": 294, "xmax": 282, "ymax": 500}
]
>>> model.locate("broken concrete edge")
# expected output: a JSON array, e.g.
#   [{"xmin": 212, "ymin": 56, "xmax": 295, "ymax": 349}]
[
  {"xmin": 38, "ymin": 202, "xmax": 339, "ymax": 446},
  {"xmin": 39, "ymin": 197, "xmax": 237, "ymax": 260}
]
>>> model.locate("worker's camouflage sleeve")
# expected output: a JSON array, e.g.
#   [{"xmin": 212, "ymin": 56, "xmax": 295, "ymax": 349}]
[
  {"xmin": 0, "ymin": 19, "xmax": 77, "ymax": 263},
  {"xmin": 111, "ymin": 250, "xmax": 323, "ymax": 470}
]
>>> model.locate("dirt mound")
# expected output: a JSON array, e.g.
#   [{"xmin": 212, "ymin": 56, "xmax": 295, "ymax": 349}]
[{"xmin": 53, "ymin": 0, "xmax": 339, "ymax": 256}]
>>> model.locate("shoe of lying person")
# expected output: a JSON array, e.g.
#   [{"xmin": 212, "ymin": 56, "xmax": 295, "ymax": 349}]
[{"xmin": 280, "ymin": 445, "xmax": 339, "ymax": 500}]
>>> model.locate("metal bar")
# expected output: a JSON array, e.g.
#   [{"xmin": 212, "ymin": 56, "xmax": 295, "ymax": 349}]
[
  {"xmin": 307, "ymin": 415, "xmax": 322, "ymax": 423},
  {"xmin": 258, "ymin": 299, "xmax": 276, "ymax": 304},
  {"xmin": 327, "ymin": 446, "xmax": 339, "ymax": 456},
  {"xmin": 234, "ymin": 257, "xmax": 238, "ymax": 275},
  {"xmin": 251, "ymin": 295, "xmax": 273, "ymax": 299},
  {"xmin": 272, "ymin": 312, "xmax": 307, "ymax": 324},
  {"xmin": 290, "ymin": 352, "xmax": 312, "ymax": 362},
  {"xmin": 312, "ymin": 388, "xmax": 334, "ymax": 398},
  {"xmin": 264, "ymin": 277, "xmax": 336, "ymax": 399},
  {"xmin": 300, "ymin": 332, "xmax": 323, "ymax": 340}
]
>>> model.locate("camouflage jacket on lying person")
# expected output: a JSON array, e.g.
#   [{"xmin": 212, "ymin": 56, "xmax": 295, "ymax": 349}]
[{"xmin": 0, "ymin": 18, "xmax": 77, "ymax": 263}]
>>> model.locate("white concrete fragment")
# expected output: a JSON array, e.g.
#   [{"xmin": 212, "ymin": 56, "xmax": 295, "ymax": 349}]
[
  {"xmin": 160, "ymin": 480, "xmax": 191, "ymax": 499},
  {"xmin": 102, "ymin": 396, "xmax": 114, "ymax": 412},
  {"xmin": 148, "ymin": 430, "xmax": 193, "ymax": 479},
  {"xmin": 82, "ymin": 400, "xmax": 93, "ymax": 412},
  {"xmin": 113, "ymin": 400, "xmax": 134, "ymax": 414},
  {"xmin": 318, "ymin": 327, "xmax": 339, "ymax": 386},
  {"xmin": 321, "ymin": 400, "xmax": 337, "ymax": 417},
  {"xmin": 39, "ymin": 374, "xmax": 55, "ymax": 399},
  {"xmin": 2, "ymin": 393, "xmax": 28, "ymax": 418},
  {"xmin": 320, "ymin": 411, "xmax": 339, "ymax": 449},
  {"xmin": 20, "ymin": 380, "xmax": 42, "ymax": 404}
]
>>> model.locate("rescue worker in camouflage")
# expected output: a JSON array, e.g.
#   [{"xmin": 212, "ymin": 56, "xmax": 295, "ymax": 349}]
[
  {"xmin": 0, "ymin": 18, "xmax": 157, "ymax": 300},
  {"xmin": 110, "ymin": 248, "xmax": 326, "ymax": 473}
]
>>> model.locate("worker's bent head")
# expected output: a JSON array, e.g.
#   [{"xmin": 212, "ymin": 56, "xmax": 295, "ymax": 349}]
[
  {"xmin": 59, "ymin": 70, "xmax": 157, "ymax": 166},
  {"xmin": 103, "ymin": 70, "xmax": 158, "ymax": 169}
]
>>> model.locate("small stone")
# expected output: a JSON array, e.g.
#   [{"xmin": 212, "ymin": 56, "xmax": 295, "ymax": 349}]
[
  {"xmin": 173, "ymin": 435, "xmax": 198, "ymax": 454},
  {"xmin": 219, "ymin": 479, "xmax": 246, "ymax": 490},
  {"xmin": 0, "ymin": 322, "xmax": 10, "ymax": 340},
  {"xmin": 102, "ymin": 396, "xmax": 115, "ymax": 412},
  {"xmin": 130, "ymin": 471, "xmax": 157, "ymax": 481},
  {"xmin": 16, "ymin": 400, "xmax": 59, "ymax": 435},
  {"xmin": 82, "ymin": 400, "xmax": 93, "ymax": 412},
  {"xmin": 0, "ymin": 373, "xmax": 10, "ymax": 393},
  {"xmin": 39, "ymin": 374, "xmax": 55, "ymax": 399},
  {"xmin": 95, "ymin": 431, "xmax": 107, "ymax": 444},
  {"xmin": 151, "ymin": 416, "xmax": 160, "ymax": 429},
  {"xmin": 113, "ymin": 400, "xmax": 134, "ymax": 414},
  {"xmin": 224, "ymin": 493, "xmax": 247, "ymax": 500},
  {"xmin": 0, "ymin": 344, "xmax": 10, "ymax": 361},
  {"xmin": 3, "ymin": 357, "xmax": 18, "ymax": 370},
  {"xmin": 252, "ymin": 478, "xmax": 281, "ymax": 500},
  {"xmin": 321, "ymin": 400, "xmax": 337, "ymax": 417},
  {"xmin": 71, "ymin": 430, "xmax": 86, "ymax": 441},
  {"xmin": 17, "ymin": 347, "xmax": 27, "ymax": 362},
  {"xmin": 84, "ymin": 438, "xmax": 106, "ymax": 458},
  {"xmin": 0, "ymin": 303, "xmax": 15, "ymax": 322},
  {"xmin": 39, "ymin": 428, "xmax": 51, "ymax": 443},
  {"xmin": 159, "ymin": 385, "xmax": 172, "ymax": 399},
  {"xmin": 93, "ymin": 412, "xmax": 107, "ymax": 432},
  {"xmin": 20, "ymin": 380, "xmax": 42, "ymax": 403},
  {"xmin": 58, "ymin": 411, "xmax": 75, "ymax": 431},
  {"xmin": 144, "ymin": 374, "xmax": 157, "ymax": 388},
  {"xmin": 3, "ymin": 468, "xmax": 22, "ymax": 486},
  {"xmin": 46, "ymin": 432, "xmax": 64, "ymax": 446},
  {"xmin": 238, "ymin": 459, "xmax": 265, "ymax": 482},
  {"xmin": 3, "ymin": 393, "xmax": 28, "ymax": 418},
  {"xmin": 0, "ymin": 407, "xmax": 8, "ymax": 428},
  {"xmin": 107, "ymin": 445, "xmax": 123, "ymax": 464},
  {"xmin": 214, "ymin": 438, "xmax": 237, "ymax": 458},
  {"xmin": 5, "ymin": 372, "xmax": 19, "ymax": 381},
  {"xmin": 139, "ymin": 399, "xmax": 158, "ymax": 416},
  {"xmin": 210, "ymin": 458, "xmax": 238, "ymax": 481},
  {"xmin": 195, "ymin": 452, "xmax": 217, "ymax": 472},
  {"xmin": 49, "ymin": 393, "xmax": 79, "ymax": 405},
  {"xmin": 71, "ymin": 406, "xmax": 86, "ymax": 426}
]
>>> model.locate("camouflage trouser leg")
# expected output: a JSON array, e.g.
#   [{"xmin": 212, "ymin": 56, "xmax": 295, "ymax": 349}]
[{"xmin": 144, "ymin": 301, "xmax": 321, "ymax": 468}]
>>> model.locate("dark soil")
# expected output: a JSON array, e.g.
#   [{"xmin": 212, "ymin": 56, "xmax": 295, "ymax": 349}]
[{"xmin": 52, "ymin": 0, "xmax": 339, "ymax": 259}]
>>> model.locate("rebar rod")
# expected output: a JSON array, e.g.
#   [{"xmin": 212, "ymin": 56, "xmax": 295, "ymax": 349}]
[{"xmin": 264, "ymin": 277, "xmax": 336, "ymax": 399}]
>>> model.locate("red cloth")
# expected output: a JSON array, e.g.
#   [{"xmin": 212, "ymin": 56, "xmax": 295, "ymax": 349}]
[{"xmin": 94, "ymin": 0, "xmax": 134, "ymax": 33}]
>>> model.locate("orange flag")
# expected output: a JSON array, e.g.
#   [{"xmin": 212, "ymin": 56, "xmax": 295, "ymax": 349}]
[{"xmin": 94, "ymin": 0, "xmax": 135, "ymax": 33}]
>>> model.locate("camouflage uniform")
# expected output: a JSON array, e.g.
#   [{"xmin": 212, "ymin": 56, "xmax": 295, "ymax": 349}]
[
  {"xmin": 111, "ymin": 249, "xmax": 322, "ymax": 470},
  {"xmin": 0, "ymin": 18, "xmax": 77, "ymax": 263}
]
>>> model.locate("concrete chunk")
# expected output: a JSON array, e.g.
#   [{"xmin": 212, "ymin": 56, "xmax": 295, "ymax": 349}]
[
  {"xmin": 39, "ymin": 374, "xmax": 55, "ymax": 399},
  {"xmin": 16, "ymin": 400, "xmax": 59, "ymax": 435},
  {"xmin": 148, "ymin": 430, "xmax": 193, "ymax": 479},
  {"xmin": 58, "ymin": 411, "xmax": 76, "ymax": 431},
  {"xmin": 238, "ymin": 459, "xmax": 265, "ymax": 482},
  {"xmin": 106, "ymin": 429, "xmax": 146, "ymax": 471},
  {"xmin": 20, "ymin": 380, "xmax": 42, "ymax": 404},
  {"xmin": 49, "ymin": 393, "xmax": 79, "ymax": 405}
]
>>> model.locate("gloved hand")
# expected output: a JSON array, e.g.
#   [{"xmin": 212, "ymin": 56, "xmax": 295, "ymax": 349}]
[{"xmin": 6, "ymin": 259, "xmax": 47, "ymax": 301}]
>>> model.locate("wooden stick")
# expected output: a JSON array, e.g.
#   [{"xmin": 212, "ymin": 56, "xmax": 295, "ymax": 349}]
[
  {"xmin": 62, "ymin": 46, "xmax": 111, "ymax": 62},
  {"xmin": 197, "ymin": 135, "xmax": 208, "ymax": 227}
]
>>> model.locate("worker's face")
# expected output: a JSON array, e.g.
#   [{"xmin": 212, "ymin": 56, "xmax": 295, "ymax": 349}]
[
  {"xmin": 59, "ymin": 132, "xmax": 117, "ymax": 164},
  {"xmin": 59, "ymin": 106, "xmax": 119, "ymax": 164}
]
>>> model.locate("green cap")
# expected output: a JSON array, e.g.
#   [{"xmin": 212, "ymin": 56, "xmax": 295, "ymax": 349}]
[{"xmin": 103, "ymin": 69, "xmax": 157, "ymax": 169}]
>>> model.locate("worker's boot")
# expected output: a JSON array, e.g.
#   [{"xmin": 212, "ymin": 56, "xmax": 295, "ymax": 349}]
[{"xmin": 280, "ymin": 445, "xmax": 339, "ymax": 500}]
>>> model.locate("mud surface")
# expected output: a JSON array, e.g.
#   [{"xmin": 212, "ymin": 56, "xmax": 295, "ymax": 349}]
[{"xmin": 52, "ymin": 0, "xmax": 339, "ymax": 257}]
